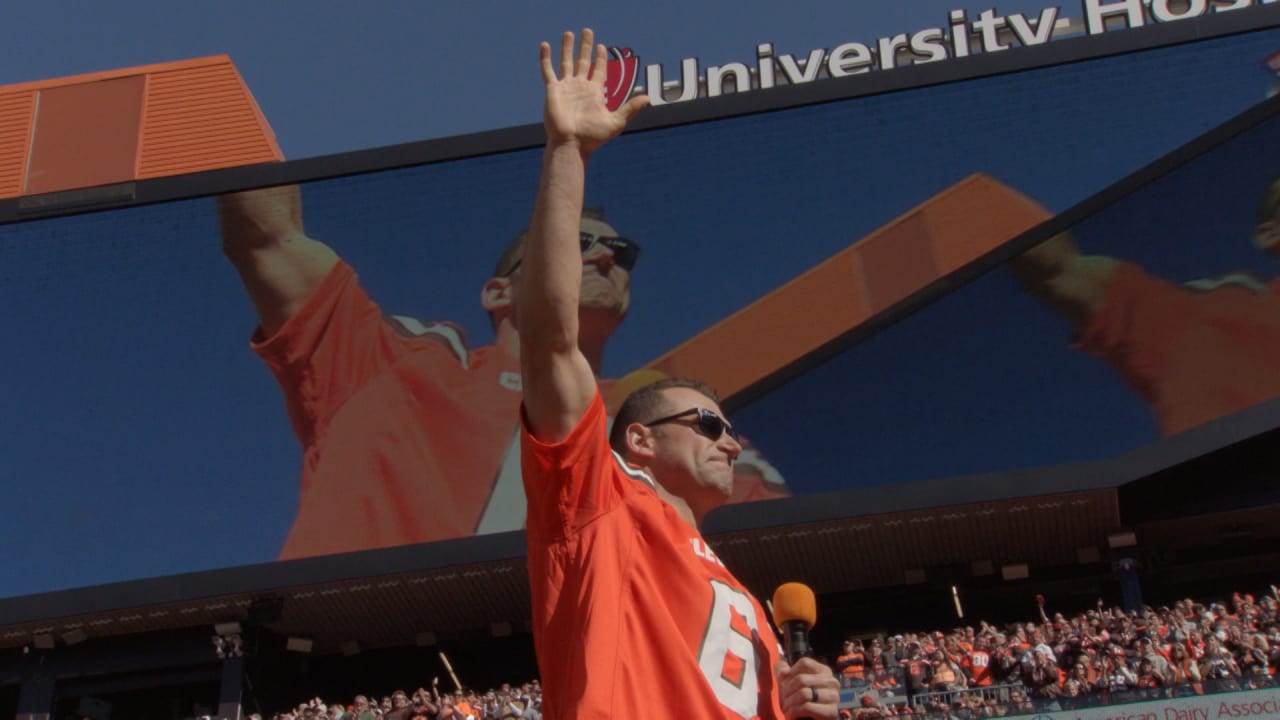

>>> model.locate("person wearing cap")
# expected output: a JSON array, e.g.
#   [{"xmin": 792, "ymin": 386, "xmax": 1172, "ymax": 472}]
[
  {"xmin": 900, "ymin": 641, "xmax": 932, "ymax": 699},
  {"xmin": 1012, "ymin": 177, "xmax": 1280, "ymax": 437},
  {"xmin": 219, "ymin": 148, "xmax": 787, "ymax": 562},
  {"xmin": 516, "ymin": 28, "xmax": 836, "ymax": 720}
]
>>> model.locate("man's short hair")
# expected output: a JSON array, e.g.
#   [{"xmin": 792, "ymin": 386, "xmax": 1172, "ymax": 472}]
[
  {"xmin": 608, "ymin": 377, "xmax": 721, "ymax": 454},
  {"xmin": 492, "ymin": 206, "xmax": 609, "ymax": 278}
]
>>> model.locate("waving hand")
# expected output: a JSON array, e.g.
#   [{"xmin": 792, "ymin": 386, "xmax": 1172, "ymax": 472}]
[{"xmin": 540, "ymin": 29, "xmax": 648, "ymax": 156}]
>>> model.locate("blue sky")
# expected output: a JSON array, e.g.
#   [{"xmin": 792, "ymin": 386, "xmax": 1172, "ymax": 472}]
[
  {"xmin": 3, "ymin": 0, "xmax": 1063, "ymax": 159},
  {"xmin": 2, "ymin": 3, "xmax": 1280, "ymax": 598}
]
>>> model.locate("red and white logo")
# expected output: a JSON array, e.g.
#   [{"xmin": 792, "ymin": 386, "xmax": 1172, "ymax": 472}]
[
  {"xmin": 1267, "ymin": 51, "xmax": 1280, "ymax": 75},
  {"xmin": 604, "ymin": 47, "xmax": 640, "ymax": 110}
]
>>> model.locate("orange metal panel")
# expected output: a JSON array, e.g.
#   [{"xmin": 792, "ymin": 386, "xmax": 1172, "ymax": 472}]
[
  {"xmin": 25, "ymin": 75, "xmax": 145, "ymax": 195},
  {"xmin": 0, "ymin": 55, "xmax": 282, "ymax": 198},
  {"xmin": 924, "ymin": 175, "xmax": 1052, "ymax": 274},
  {"xmin": 650, "ymin": 248, "xmax": 874, "ymax": 399},
  {"xmin": 136, "ymin": 60, "xmax": 282, "ymax": 178},
  {"xmin": 855, "ymin": 210, "xmax": 939, "ymax": 314},
  {"xmin": 645, "ymin": 174, "xmax": 1052, "ymax": 400},
  {"xmin": 0, "ymin": 90, "xmax": 36, "ymax": 198},
  {"xmin": 0, "ymin": 55, "xmax": 237, "ymax": 96}
]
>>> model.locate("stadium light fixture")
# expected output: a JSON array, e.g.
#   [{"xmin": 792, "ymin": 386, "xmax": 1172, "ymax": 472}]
[{"xmin": 285, "ymin": 636, "xmax": 314, "ymax": 653}]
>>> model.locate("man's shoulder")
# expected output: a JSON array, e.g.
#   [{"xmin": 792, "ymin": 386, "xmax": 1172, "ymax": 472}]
[{"xmin": 385, "ymin": 316, "xmax": 475, "ymax": 360}]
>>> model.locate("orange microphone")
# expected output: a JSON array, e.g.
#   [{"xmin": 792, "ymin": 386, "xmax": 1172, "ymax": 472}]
[{"xmin": 772, "ymin": 582, "xmax": 817, "ymax": 663}]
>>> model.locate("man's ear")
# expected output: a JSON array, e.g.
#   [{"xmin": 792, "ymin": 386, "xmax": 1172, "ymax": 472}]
[
  {"xmin": 481, "ymin": 276, "xmax": 514, "ymax": 313},
  {"xmin": 624, "ymin": 422, "xmax": 657, "ymax": 460}
]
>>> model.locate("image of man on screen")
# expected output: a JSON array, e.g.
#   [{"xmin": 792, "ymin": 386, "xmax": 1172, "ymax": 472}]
[
  {"xmin": 1012, "ymin": 178, "xmax": 1280, "ymax": 437},
  {"xmin": 218, "ymin": 181, "xmax": 787, "ymax": 560},
  {"xmin": 517, "ymin": 29, "xmax": 837, "ymax": 720}
]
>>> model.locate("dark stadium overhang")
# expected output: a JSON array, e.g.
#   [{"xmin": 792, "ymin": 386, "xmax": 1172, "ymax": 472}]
[{"xmin": 2, "ymin": 400, "xmax": 1277, "ymax": 655}]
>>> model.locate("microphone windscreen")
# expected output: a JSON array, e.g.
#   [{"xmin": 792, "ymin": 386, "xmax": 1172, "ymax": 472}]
[{"xmin": 772, "ymin": 582, "xmax": 816, "ymax": 629}]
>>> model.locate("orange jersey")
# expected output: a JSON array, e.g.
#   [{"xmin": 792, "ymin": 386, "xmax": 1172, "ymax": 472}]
[
  {"xmin": 521, "ymin": 391, "xmax": 785, "ymax": 720},
  {"xmin": 257, "ymin": 262, "xmax": 788, "ymax": 560},
  {"xmin": 967, "ymin": 650, "xmax": 993, "ymax": 686},
  {"xmin": 1079, "ymin": 263, "xmax": 1280, "ymax": 436},
  {"xmin": 256, "ymin": 262, "xmax": 528, "ymax": 559},
  {"xmin": 837, "ymin": 652, "xmax": 867, "ymax": 680}
]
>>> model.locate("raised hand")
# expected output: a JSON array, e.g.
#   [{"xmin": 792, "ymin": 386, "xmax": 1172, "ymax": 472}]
[{"xmin": 540, "ymin": 29, "xmax": 648, "ymax": 157}]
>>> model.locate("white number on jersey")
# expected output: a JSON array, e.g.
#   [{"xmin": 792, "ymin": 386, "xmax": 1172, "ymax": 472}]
[{"xmin": 697, "ymin": 580, "xmax": 762, "ymax": 719}]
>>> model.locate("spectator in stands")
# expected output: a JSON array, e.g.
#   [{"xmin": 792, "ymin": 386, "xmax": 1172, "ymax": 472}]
[
  {"xmin": 838, "ymin": 640, "xmax": 869, "ymax": 687},
  {"xmin": 1241, "ymin": 633, "xmax": 1273, "ymax": 683},
  {"xmin": 902, "ymin": 641, "xmax": 933, "ymax": 699},
  {"xmin": 384, "ymin": 690, "xmax": 411, "ymax": 720},
  {"xmin": 1168, "ymin": 641, "xmax": 1201, "ymax": 691},
  {"xmin": 353, "ymin": 695, "xmax": 376, "ymax": 720},
  {"xmin": 1202, "ymin": 635, "xmax": 1242, "ymax": 687},
  {"xmin": 1026, "ymin": 649, "xmax": 1062, "ymax": 702},
  {"xmin": 992, "ymin": 638, "xmax": 1020, "ymax": 685},
  {"xmin": 1134, "ymin": 657, "xmax": 1165, "ymax": 698},
  {"xmin": 854, "ymin": 694, "xmax": 887, "ymax": 719},
  {"xmin": 966, "ymin": 637, "xmax": 994, "ymax": 689},
  {"xmin": 927, "ymin": 649, "xmax": 964, "ymax": 693},
  {"xmin": 868, "ymin": 638, "xmax": 886, "ymax": 674},
  {"xmin": 883, "ymin": 635, "xmax": 905, "ymax": 669},
  {"xmin": 1135, "ymin": 635, "xmax": 1171, "ymax": 679},
  {"xmin": 1007, "ymin": 688, "xmax": 1035, "ymax": 716},
  {"xmin": 1096, "ymin": 652, "xmax": 1136, "ymax": 696}
]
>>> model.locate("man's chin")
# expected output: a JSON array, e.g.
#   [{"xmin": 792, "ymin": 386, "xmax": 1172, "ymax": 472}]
[{"xmin": 578, "ymin": 300, "xmax": 627, "ymax": 327}]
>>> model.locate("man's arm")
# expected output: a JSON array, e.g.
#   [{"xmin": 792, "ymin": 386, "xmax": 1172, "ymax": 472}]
[
  {"xmin": 519, "ymin": 30, "xmax": 647, "ymax": 442},
  {"xmin": 218, "ymin": 184, "xmax": 339, "ymax": 336},
  {"xmin": 1010, "ymin": 233, "xmax": 1121, "ymax": 335}
]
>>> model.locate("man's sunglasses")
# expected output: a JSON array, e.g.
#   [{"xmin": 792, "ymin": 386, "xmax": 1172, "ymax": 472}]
[
  {"xmin": 504, "ymin": 232, "xmax": 641, "ymax": 276},
  {"xmin": 643, "ymin": 407, "xmax": 739, "ymax": 442}
]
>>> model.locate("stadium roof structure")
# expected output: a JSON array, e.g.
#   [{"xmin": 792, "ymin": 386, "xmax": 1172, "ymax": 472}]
[{"xmin": 0, "ymin": 55, "xmax": 282, "ymax": 202}]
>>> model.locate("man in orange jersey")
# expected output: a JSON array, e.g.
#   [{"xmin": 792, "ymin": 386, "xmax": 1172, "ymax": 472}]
[
  {"xmin": 219, "ymin": 170, "xmax": 786, "ymax": 560},
  {"xmin": 517, "ymin": 29, "xmax": 838, "ymax": 720},
  {"xmin": 1012, "ymin": 179, "xmax": 1280, "ymax": 437}
]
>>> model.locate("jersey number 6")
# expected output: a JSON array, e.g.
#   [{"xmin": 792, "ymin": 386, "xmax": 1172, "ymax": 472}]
[{"xmin": 697, "ymin": 580, "xmax": 762, "ymax": 720}]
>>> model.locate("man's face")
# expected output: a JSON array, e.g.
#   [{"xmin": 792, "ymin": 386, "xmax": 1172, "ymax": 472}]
[
  {"xmin": 577, "ymin": 217, "xmax": 634, "ymax": 321},
  {"xmin": 644, "ymin": 387, "xmax": 742, "ymax": 504},
  {"xmin": 495, "ymin": 217, "xmax": 634, "ymax": 332}
]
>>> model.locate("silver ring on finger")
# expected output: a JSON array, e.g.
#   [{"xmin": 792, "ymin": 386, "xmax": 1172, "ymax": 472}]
[{"xmin": 810, "ymin": 687, "xmax": 819, "ymax": 703}]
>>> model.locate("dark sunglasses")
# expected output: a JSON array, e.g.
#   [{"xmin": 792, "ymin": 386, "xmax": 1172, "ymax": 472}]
[
  {"xmin": 643, "ymin": 407, "xmax": 738, "ymax": 442},
  {"xmin": 504, "ymin": 232, "xmax": 641, "ymax": 276}
]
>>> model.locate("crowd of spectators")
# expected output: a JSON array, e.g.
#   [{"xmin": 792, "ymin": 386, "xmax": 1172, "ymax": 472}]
[
  {"xmin": 250, "ymin": 585, "xmax": 1278, "ymax": 720},
  {"xmin": 832, "ymin": 585, "xmax": 1280, "ymax": 718},
  {"xmin": 255, "ymin": 681, "xmax": 542, "ymax": 720}
]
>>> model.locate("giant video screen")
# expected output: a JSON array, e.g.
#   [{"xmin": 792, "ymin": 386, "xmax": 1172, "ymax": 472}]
[
  {"xmin": 2, "ymin": 25, "xmax": 1279, "ymax": 598},
  {"xmin": 733, "ymin": 94, "xmax": 1280, "ymax": 493}
]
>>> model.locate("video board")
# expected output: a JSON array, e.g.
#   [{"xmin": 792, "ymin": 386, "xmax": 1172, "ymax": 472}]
[
  {"xmin": 2, "ymin": 22, "xmax": 1279, "ymax": 599},
  {"xmin": 733, "ymin": 96, "xmax": 1280, "ymax": 496}
]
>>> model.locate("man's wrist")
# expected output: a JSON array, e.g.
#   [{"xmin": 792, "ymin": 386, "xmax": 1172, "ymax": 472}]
[{"xmin": 544, "ymin": 136, "xmax": 594, "ymax": 161}]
